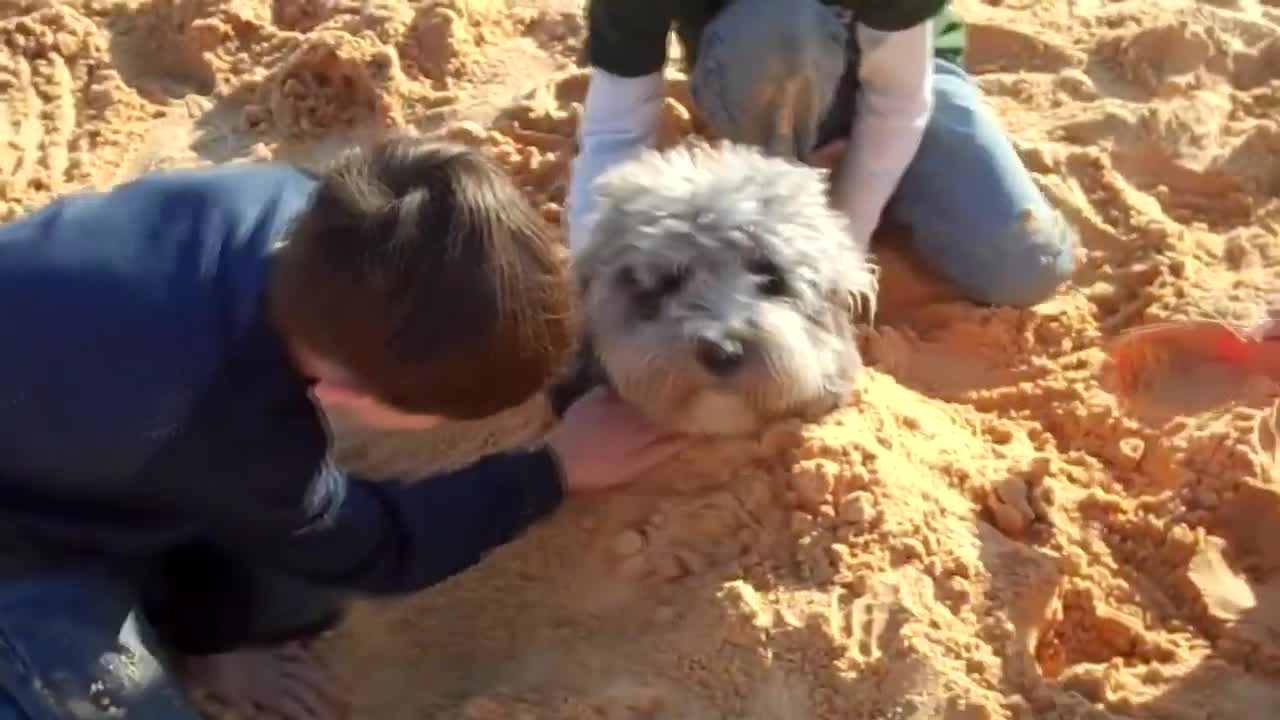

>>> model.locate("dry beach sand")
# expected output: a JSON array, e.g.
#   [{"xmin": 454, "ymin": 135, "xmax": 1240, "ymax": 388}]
[{"xmin": 4, "ymin": 0, "xmax": 1280, "ymax": 717}]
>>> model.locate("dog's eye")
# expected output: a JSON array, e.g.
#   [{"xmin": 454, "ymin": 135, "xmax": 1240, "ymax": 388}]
[
  {"xmin": 633, "ymin": 295, "xmax": 661, "ymax": 322},
  {"xmin": 616, "ymin": 266, "xmax": 639, "ymax": 290},
  {"xmin": 617, "ymin": 266, "xmax": 686, "ymax": 295},
  {"xmin": 626, "ymin": 268, "xmax": 688, "ymax": 323},
  {"xmin": 747, "ymin": 257, "xmax": 788, "ymax": 297},
  {"xmin": 652, "ymin": 267, "xmax": 689, "ymax": 296}
]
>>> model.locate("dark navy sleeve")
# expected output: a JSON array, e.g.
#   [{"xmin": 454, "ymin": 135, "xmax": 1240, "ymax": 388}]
[
  {"xmin": 853, "ymin": 0, "xmax": 948, "ymax": 32},
  {"xmin": 142, "ymin": 316, "xmax": 568, "ymax": 596},
  {"xmin": 266, "ymin": 448, "xmax": 566, "ymax": 595},
  {"xmin": 586, "ymin": 0, "xmax": 678, "ymax": 77}
]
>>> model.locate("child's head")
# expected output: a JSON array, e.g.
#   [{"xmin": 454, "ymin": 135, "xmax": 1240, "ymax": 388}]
[{"xmin": 269, "ymin": 135, "xmax": 578, "ymax": 429}]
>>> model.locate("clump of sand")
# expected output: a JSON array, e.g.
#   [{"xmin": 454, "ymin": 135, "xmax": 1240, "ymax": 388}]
[{"xmin": 5, "ymin": 0, "xmax": 1280, "ymax": 718}]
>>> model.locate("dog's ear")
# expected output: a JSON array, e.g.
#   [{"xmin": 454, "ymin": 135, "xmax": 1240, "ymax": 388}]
[
  {"xmin": 571, "ymin": 180, "xmax": 631, "ymax": 298},
  {"xmin": 573, "ymin": 249, "xmax": 595, "ymax": 298},
  {"xmin": 547, "ymin": 336, "xmax": 606, "ymax": 418},
  {"xmin": 572, "ymin": 231, "xmax": 608, "ymax": 300}
]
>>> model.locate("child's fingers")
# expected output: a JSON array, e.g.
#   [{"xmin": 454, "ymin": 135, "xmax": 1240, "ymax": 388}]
[
  {"xmin": 807, "ymin": 140, "xmax": 848, "ymax": 171},
  {"xmin": 1253, "ymin": 318, "xmax": 1280, "ymax": 340},
  {"xmin": 279, "ymin": 659, "xmax": 348, "ymax": 710},
  {"xmin": 633, "ymin": 434, "xmax": 690, "ymax": 470},
  {"xmin": 619, "ymin": 414, "xmax": 684, "ymax": 444},
  {"xmin": 265, "ymin": 689, "xmax": 324, "ymax": 720},
  {"xmin": 272, "ymin": 644, "xmax": 350, "ymax": 718}
]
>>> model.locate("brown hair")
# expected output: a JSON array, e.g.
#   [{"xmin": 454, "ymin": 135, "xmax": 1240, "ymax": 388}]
[{"xmin": 268, "ymin": 135, "xmax": 579, "ymax": 420}]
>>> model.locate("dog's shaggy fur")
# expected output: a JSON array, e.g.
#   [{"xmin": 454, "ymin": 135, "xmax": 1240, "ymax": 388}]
[{"xmin": 562, "ymin": 140, "xmax": 879, "ymax": 435}]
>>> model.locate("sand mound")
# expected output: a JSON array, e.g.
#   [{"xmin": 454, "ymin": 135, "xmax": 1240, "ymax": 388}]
[{"xmin": 5, "ymin": 0, "xmax": 1280, "ymax": 718}]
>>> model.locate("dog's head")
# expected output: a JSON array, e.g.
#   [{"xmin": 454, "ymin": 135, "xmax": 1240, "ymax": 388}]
[{"xmin": 575, "ymin": 140, "xmax": 878, "ymax": 435}]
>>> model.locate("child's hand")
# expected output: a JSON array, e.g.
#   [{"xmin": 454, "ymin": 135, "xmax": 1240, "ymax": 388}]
[
  {"xmin": 806, "ymin": 139, "xmax": 848, "ymax": 173},
  {"xmin": 546, "ymin": 387, "xmax": 687, "ymax": 492}
]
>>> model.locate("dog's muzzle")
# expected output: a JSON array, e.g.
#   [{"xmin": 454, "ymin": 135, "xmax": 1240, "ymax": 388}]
[{"xmin": 694, "ymin": 332, "xmax": 750, "ymax": 378}]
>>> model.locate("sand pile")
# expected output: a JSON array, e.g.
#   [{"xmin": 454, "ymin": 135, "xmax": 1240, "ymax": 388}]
[{"xmin": 4, "ymin": 0, "xmax": 1280, "ymax": 718}]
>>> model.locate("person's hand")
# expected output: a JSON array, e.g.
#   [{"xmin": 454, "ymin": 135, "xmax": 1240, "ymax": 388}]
[
  {"xmin": 180, "ymin": 643, "xmax": 350, "ymax": 720},
  {"xmin": 545, "ymin": 387, "xmax": 688, "ymax": 492},
  {"xmin": 1251, "ymin": 316, "xmax": 1280, "ymax": 341},
  {"xmin": 806, "ymin": 139, "xmax": 848, "ymax": 173}
]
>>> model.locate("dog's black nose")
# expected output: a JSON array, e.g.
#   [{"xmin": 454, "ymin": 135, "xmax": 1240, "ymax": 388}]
[{"xmin": 696, "ymin": 335, "xmax": 745, "ymax": 377}]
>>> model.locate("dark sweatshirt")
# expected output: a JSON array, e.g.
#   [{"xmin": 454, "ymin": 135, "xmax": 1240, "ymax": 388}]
[{"xmin": 0, "ymin": 161, "xmax": 565, "ymax": 597}]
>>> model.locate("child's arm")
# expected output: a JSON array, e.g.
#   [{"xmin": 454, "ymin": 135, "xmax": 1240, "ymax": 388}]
[
  {"xmin": 831, "ymin": 18, "xmax": 935, "ymax": 251},
  {"xmin": 203, "ymin": 389, "xmax": 680, "ymax": 597},
  {"xmin": 257, "ymin": 447, "xmax": 567, "ymax": 595},
  {"xmin": 565, "ymin": 1, "xmax": 675, "ymax": 254},
  {"xmin": 566, "ymin": 69, "xmax": 664, "ymax": 254}
]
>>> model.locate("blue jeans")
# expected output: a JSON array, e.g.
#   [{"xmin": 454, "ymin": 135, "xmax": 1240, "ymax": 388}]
[
  {"xmin": 689, "ymin": 0, "xmax": 1077, "ymax": 307},
  {"xmin": 0, "ymin": 553, "xmax": 344, "ymax": 720},
  {"xmin": 0, "ymin": 570, "xmax": 202, "ymax": 720}
]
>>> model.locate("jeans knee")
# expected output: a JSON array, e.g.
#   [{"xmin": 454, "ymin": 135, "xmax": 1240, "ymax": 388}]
[
  {"xmin": 698, "ymin": 0, "xmax": 844, "ymax": 64},
  {"xmin": 0, "ymin": 690, "xmax": 26, "ymax": 720},
  {"xmin": 689, "ymin": 0, "xmax": 847, "ymax": 153},
  {"xmin": 969, "ymin": 211, "xmax": 1078, "ymax": 308}
]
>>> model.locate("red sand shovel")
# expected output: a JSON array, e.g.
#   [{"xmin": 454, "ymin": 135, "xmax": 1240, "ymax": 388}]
[{"xmin": 1103, "ymin": 316, "xmax": 1280, "ymax": 414}]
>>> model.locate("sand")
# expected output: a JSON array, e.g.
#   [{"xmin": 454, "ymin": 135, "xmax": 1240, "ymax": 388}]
[{"xmin": 4, "ymin": 0, "xmax": 1280, "ymax": 717}]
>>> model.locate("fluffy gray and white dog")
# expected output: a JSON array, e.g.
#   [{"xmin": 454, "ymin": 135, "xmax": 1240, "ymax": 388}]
[{"xmin": 554, "ymin": 140, "xmax": 879, "ymax": 436}]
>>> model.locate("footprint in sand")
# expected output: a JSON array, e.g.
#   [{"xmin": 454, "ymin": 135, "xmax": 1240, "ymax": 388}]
[
  {"xmin": 844, "ymin": 570, "xmax": 991, "ymax": 719},
  {"xmin": 0, "ymin": 42, "xmax": 72, "ymax": 202},
  {"xmin": 964, "ymin": 22, "xmax": 1085, "ymax": 75},
  {"xmin": 1103, "ymin": 22, "xmax": 1216, "ymax": 95},
  {"xmin": 844, "ymin": 569, "xmax": 934, "ymax": 663},
  {"xmin": 1256, "ymin": 401, "xmax": 1280, "ymax": 477}
]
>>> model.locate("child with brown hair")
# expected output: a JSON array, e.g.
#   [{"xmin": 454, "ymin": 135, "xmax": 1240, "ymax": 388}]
[{"xmin": 0, "ymin": 136, "xmax": 683, "ymax": 720}]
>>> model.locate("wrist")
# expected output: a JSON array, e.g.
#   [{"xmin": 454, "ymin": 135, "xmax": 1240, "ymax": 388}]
[
  {"xmin": 542, "ymin": 435, "xmax": 574, "ymax": 494},
  {"xmin": 835, "ymin": 193, "xmax": 876, "ymax": 251},
  {"xmin": 568, "ymin": 67, "xmax": 665, "ymax": 255}
]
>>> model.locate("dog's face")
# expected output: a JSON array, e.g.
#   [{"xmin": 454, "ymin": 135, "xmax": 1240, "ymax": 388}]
[{"xmin": 575, "ymin": 141, "xmax": 878, "ymax": 435}]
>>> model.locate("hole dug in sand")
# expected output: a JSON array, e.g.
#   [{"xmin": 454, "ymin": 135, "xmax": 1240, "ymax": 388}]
[{"xmin": 246, "ymin": 34, "xmax": 400, "ymax": 138}]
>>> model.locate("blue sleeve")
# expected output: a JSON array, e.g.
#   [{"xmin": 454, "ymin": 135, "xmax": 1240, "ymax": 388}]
[
  {"xmin": 102, "ymin": 295, "xmax": 568, "ymax": 596},
  {"xmin": 224, "ymin": 445, "xmax": 566, "ymax": 595}
]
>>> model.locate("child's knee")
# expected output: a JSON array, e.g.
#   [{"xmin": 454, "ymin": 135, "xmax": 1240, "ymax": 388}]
[
  {"xmin": 0, "ymin": 689, "xmax": 28, "ymax": 720},
  {"xmin": 689, "ymin": 0, "xmax": 847, "ymax": 154},
  {"xmin": 964, "ymin": 209, "xmax": 1078, "ymax": 308}
]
